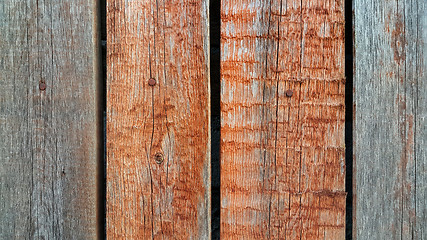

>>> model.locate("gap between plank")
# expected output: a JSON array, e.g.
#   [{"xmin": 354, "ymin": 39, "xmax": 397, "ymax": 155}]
[{"xmin": 345, "ymin": 0, "xmax": 354, "ymax": 239}]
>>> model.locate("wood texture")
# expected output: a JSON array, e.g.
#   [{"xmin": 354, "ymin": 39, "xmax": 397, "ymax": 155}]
[
  {"xmin": 0, "ymin": 1, "xmax": 100, "ymax": 239},
  {"xmin": 106, "ymin": 0, "xmax": 210, "ymax": 239},
  {"xmin": 354, "ymin": 0, "xmax": 427, "ymax": 239},
  {"xmin": 221, "ymin": 0, "xmax": 346, "ymax": 239}
]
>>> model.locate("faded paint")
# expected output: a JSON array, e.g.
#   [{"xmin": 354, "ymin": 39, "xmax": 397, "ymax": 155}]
[{"xmin": 221, "ymin": 0, "xmax": 346, "ymax": 239}]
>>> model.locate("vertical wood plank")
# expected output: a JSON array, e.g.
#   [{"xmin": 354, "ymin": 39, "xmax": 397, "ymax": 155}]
[
  {"xmin": 0, "ymin": 1, "xmax": 100, "ymax": 239},
  {"xmin": 354, "ymin": 0, "xmax": 427, "ymax": 239},
  {"xmin": 221, "ymin": 0, "xmax": 346, "ymax": 239},
  {"xmin": 416, "ymin": 2, "xmax": 427, "ymax": 238},
  {"xmin": 106, "ymin": 0, "xmax": 210, "ymax": 238}
]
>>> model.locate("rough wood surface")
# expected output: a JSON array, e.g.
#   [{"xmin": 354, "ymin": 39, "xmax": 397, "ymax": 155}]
[
  {"xmin": 106, "ymin": 0, "xmax": 210, "ymax": 239},
  {"xmin": 221, "ymin": 0, "xmax": 346, "ymax": 239},
  {"xmin": 354, "ymin": 0, "xmax": 427, "ymax": 239},
  {"xmin": 0, "ymin": 1, "xmax": 100, "ymax": 239}
]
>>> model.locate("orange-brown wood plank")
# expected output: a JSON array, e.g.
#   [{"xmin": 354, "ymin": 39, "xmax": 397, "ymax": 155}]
[
  {"xmin": 106, "ymin": 0, "xmax": 210, "ymax": 239},
  {"xmin": 220, "ymin": 0, "xmax": 346, "ymax": 239}
]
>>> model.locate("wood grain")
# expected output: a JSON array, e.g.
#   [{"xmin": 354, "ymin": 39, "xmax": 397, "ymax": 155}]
[
  {"xmin": 221, "ymin": 0, "xmax": 346, "ymax": 239},
  {"xmin": 0, "ymin": 1, "xmax": 100, "ymax": 239},
  {"xmin": 354, "ymin": 0, "xmax": 427, "ymax": 238},
  {"xmin": 106, "ymin": 0, "xmax": 210, "ymax": 239}
]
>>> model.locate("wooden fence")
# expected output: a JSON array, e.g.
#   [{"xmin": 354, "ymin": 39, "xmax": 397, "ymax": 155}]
[{"xmin": 0, "ymin": 0, "xmax": 425, "ymax": 239}]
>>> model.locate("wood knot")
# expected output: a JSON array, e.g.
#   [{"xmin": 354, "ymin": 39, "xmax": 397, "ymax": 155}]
[{"xmin": 154, "ymin": 153, "xmax": 164, "ymax": 164}]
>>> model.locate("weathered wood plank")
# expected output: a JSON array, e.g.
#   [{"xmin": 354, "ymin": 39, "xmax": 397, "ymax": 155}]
[
  {"xmin": 221, "ymin": 0, "xmax": 346, "ymax": 238},
  {"xmin": 415, "ymin": 2, "xmax": 427, "ymax": 238},
  {"xmin": 106, "ymin": 0, "xmax": 210, "ymax": 238},
  {"xmin": 0, "ymin": 1, "xmax": 100, "ymax": 239},
  {"xmin": 354, "ymin": 0, "xmax": 427, "ymax": 239}
]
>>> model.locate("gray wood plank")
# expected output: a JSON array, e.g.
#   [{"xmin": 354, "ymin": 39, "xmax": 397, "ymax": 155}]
[
  {"xmin": 415, "ymin": 0, "xmax": 427, "ymax": 238},
  {"xmin": 354, "ymin": 0, "xmax": 426, "ymax": 238},
  {"xmin": 0, "ymin": 1, "xmax": 100, "ymax": 239}
]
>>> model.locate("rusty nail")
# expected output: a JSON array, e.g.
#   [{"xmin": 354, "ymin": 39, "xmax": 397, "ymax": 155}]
[
  {"xmin": 154, "ymin": 153, "xmax": 164, "ymax": 164},
  {"xmin": 148, "ymin": 78, "xmax": 156, "ymax": 86},
  {"xmin": 286, "ymin": 89, "xmax": 293, "ymax": 97},
  {"xmin": 39, "ymin": 82, "xmax": 46, "ymax": 91}
]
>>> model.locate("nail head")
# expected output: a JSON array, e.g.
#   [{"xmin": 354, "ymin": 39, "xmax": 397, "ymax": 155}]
[
  {"xmin": 148, "ymin": 78, "xmax": 156, "ymax": 86},
  {"xmin": 39, "ymin": 82, "xmax": 46, "ymax": 91},
  {"xmin": 286, "ymin": 89, "xmax": 293, "ymax": 97}
]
